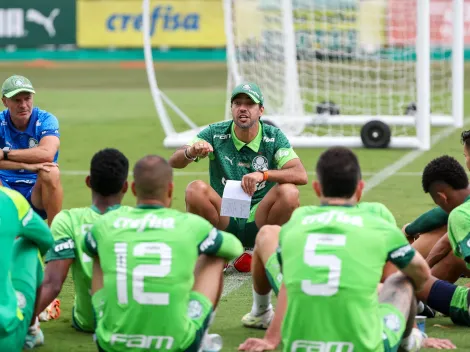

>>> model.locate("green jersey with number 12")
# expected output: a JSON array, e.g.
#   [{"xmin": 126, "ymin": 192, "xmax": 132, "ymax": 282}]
[
  {"xmin": 45, "ymin": 205, "xmax": 131, "ymax": 332},
  {"xmin": 279, "ymin": 205, "xmax": 415, "ymax": 352},
  {"xmin": 83, "ymin": 205, "xmax": 244, "ymax": 352}
]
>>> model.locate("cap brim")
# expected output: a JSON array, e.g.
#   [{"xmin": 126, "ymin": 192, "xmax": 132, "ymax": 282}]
[
  {"xmin": 231, "ymin": 91, "xmax": 260, "ymax": 104},
  {"xmin": 4, "ymin": 88, "xmax": 35, "ymax": 98}
]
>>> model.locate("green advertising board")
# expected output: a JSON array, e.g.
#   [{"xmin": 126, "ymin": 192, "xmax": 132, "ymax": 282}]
[{"xmin": 0, "ymin": 0, "xmax": 76, "ymax": 47}]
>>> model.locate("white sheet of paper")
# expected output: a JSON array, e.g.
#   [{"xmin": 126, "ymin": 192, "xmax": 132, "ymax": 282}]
[{"xmin": 220, "ymin": 180, "xmax": 252, "ymax": 219}]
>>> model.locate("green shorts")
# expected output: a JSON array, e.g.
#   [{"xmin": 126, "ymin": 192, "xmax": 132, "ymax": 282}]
[
  {"xmin": 225, "ymin": 203, "xmax": 260, "ymax": 248},
  {"xmin": 182, "ymin": 291, "xmax": 214, "ymax": 352},
  {"xmin": 94, "ymin": 291, "xmax": 213, "ymax": 352},
  {"xmin": 0, "ymin": 238, "xmax": 43, "ymax": 352},
  {"xmin": 449, "ymin": 286, "xmax": 470, "ymax": 326},
  {"xmin": 381, "ymin": 303, "xmax": 407, "ymax": 352},
  {"xmin": 265, "ymin": 253, "xmax": 283, "ymax": 296}
]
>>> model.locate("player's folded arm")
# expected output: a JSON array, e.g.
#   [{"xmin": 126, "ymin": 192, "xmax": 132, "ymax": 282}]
[
  {"xmin": 405, "ymin": 206, "xmax": 449, "ymax": 237},
  {"xmin": 198, "ymin": 227, "xmax": 244, "ymax": 261},
  {"xmin": 7, "ymin": 135, "xmax": 60, "ymax": 164}
]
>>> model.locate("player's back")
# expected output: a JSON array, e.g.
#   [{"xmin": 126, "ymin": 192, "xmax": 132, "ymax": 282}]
[
  {"xmin": 0, "ymin": 188, "xmax": 34, "ymax": 332},
  {"xmin": 91, "ymin": 205, "xmax": 215, "ymax": 351},
  {"xmin": 46, "ymin": 205, "xmax": 131, "ymax": 332},
  {"xmin": 280, "ymin": 205, "xmax": 413, "ymax": 352}
]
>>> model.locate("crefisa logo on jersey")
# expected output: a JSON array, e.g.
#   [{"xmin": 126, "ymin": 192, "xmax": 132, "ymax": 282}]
[
  {"xmin": 28, "ymin": 138, "xmax": 38, "ymax": 148},
  {"xmin": 252, "ymin": 155, "xmax": 268, "ymax": 171}
]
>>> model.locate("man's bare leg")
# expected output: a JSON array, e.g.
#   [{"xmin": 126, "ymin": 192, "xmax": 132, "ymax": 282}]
[
  {"xmin": 378, "ymin": 273, "xmax": 418, "ymax": 352},
  {"xmin": 31, "ymin": 168, "xmax": 63, "ymax": 226},
  {"xmin": 430, "ymin": 251, "xmax": 470, "ymax": 283},
  {"xmin": 382, "ymin": 226, "xmax": 450, "ymax": 283},
  {"xmin": 241, "ymin": 225, "xmax": 281, "ymax": 329},
  {"xmin": 410, "ymin": 225, "xmax": 447, "ymax": 259},
  {"xmin": 185, "ymin": 180, "xmax": 230, "ymax": 230},
  {"xmin": 255, "ymin": 184, "xmax": 300, "ymax": 228},
  {"xmin": 193, "ymin": 254, "xmax": 226, "ymax": 307},
  {"xmin": 192, "ymin": 254, "xmax": 226, "ymax": 349}
]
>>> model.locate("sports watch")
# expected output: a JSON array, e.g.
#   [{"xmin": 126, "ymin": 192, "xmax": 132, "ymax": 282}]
[{"xmin": 2, "ymin": 147, "xmax": 10, "ymax": 160}]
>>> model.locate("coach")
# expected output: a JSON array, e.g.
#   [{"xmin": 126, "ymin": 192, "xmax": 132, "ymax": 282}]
[{"xmin": 0, "ymin": 75, "xmax": 62, "ymax": 226}]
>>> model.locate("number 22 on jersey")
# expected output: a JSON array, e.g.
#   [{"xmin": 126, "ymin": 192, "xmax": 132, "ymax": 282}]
[
  {"xmin": 114, "ymin": 242, "xmax": 172, "ymax": 305},
  {"xmin": 302, "ymin": 234, "xmax": 346, "ymax": 297}
]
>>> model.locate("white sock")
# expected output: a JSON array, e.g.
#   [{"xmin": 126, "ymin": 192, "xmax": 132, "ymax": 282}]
[
  {"xmin": 400, "ymin": 328, "xmax": 425, "ymax": 351},
  {"xmin": 251, "ymin": 286, "xmax": 272, "ymax": 316},
  {"xmin": 417, "ymin": 300, "xmax": 425, "ymax": 314}
]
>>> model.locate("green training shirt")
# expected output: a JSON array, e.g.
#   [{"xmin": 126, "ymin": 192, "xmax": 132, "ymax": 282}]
[
  {"xmin": 45, "ymin": 205, "xmax": 132, "ymax": 332},
  {"xmin": 279, "ymin": 205, "xmax": 415, "ymax": 352},
  {"xmin": 0, "ymin": 187, "xmax": 53, "ymax": 334},
  {"xmin": 448, "ymin": 196, "xmax": 470, "ymax": 267},
  {"xmin": 83, "ymin": 205, "xmax": 244, "ymax": 351},
  {"xmin": 189, "ymin": 120, "xmax": 298, "ymax": 205}
]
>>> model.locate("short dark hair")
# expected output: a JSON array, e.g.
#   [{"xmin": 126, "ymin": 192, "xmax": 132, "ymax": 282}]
[
  {"xmin": 422, "ymin": 155, "xmax": 468, "ymax": 193},
  {"xmin": 90, "ymin": 148, "xmax": 129, "ymax": 196},
  {"xmin": 461, "ymin": 130, "xmax": 470, "ymax": 148},
  {"xmin": 316, "ymin": 147, "xmax": 362, "ymax": 198}
]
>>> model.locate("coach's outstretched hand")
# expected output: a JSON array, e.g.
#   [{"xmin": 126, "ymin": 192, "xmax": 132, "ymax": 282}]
[
  {"xmin": 23, "ymin": 162, "xmax": 58, "ymax": 173},
  {"xmin": 422, "ymin": 337, "xmax": 456, "ymax": 349},
  {"xmin": 238, "ymin": 337, "xmax": 276, "ymax": 352},
  {"xmin": 189, "ymin": 140, "xmax": 213, "ymax": 158}
]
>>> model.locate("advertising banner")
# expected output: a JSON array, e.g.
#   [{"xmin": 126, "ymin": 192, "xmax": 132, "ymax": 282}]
[
  {"xmin": 77, "ymin": 0, "xmax": 225, "ymax": 48},
  {"xmin": 0, "ymin": 0, "xmax": 76, "ymax": 46},
  {"xmin": 388, "ymin": 0, "xmax": 470, "ymax": 46}
]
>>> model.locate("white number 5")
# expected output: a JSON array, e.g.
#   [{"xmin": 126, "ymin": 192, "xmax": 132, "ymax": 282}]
[
  {"xmin": 302, "ymin": 234, "xmax": 346, "ymax": 297},
  {"xmin": 115, "ymin": 242, "xmax": 172, "ymax": 306}
]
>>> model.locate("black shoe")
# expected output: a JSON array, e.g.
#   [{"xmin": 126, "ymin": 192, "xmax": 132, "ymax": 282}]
[{"xmin": 420, "ymin": 304, "xmax": 436, "ymax": 318}]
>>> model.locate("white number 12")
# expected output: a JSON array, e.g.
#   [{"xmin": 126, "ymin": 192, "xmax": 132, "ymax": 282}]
[
  {"xmin": 114, "ymin": 242, "xmax": 172, "ymax": 305},
  {"xmin": 302, "ymin": 234, "xmax": 346, "ymax": 297}
]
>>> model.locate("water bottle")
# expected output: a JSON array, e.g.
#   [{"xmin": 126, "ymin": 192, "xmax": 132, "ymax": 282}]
[{"xmin": 202, "ymin": 333, "xmax": 223, "ymax": 352}]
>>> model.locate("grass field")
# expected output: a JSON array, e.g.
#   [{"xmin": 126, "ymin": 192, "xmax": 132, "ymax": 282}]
[{"xmin": 4, "ymin": 61, "xmax": 470, "ymax": 351}]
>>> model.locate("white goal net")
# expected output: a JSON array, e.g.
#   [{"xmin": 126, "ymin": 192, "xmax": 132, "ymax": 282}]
[{"xmin": 223, "ymin": 0, "xmax": 463, "ymax": 149}]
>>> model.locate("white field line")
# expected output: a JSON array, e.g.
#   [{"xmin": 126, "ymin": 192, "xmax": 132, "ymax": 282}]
[
  {"xmin": 60, "ymin": 170, "xmax": 456, "ymax": 177},
  {"xmin": 363, "ymin": 117, "xmax": 470, "ymax": 194}
]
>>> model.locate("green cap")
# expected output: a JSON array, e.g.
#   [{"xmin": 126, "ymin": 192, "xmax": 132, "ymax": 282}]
[
  {"xmin": 2, "ymin": 75, "xmax": 35, "ymax": 98},
  {"xmin": 231, "ymin": 82, "xmax": 264, "ymax": 105}
]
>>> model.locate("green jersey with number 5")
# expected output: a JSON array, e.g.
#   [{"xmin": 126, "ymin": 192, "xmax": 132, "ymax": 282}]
[
  {"xmin": 189, "ymin": 120, "xmax": 298, "ymax": 205},
  {"xmin": 45, "ymin": 205, "xmax": 131, "ymax": 332},
  {"xmin": 83, "ymin": 204, "xmax": 244, "ymax": 352},
  {"xmin": 279, "ymin": 205, "xmax": 415, "ymax": 352}
]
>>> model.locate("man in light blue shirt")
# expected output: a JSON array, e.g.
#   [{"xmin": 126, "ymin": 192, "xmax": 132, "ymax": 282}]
[{"xmin": 0, "ymin": 75, "xmax": 63, "ymax": 225}]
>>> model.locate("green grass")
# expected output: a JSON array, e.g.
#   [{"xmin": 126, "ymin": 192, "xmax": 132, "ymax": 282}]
[{"xmin": 4, "ymin": 62, "xmax": 470, "ymax": 351}]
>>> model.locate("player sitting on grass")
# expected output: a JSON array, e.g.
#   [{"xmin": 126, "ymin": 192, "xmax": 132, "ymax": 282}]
[
  {"xmin": 83, "ymin": 155, "xmax": 244, "ymax": 352},
  {"xmin": 398, "ymin": 130, "xmax": 470, "ymax": 284},
  {"xmin": 0, "ymin": 188, "xmax": 54, "ymax": 351},
  {"xmin": 383, "ymin": 154, "xmax": 470, "ymax": 322},
  {"xmin": 410, "ymin": 155, "xmax": 470, "ymax": 327},
  {"xmin": 238, "ymin": 146, "xmax": 444, "ymax": 352},
  {"xmin": 240, "ymin": 201, "xmax": 399, "ymax": 330},
  {"xmin": 0, "ymin": 75, "xmax": 63, "ymax": 226},
  {"xmin": 25, "ymin": 148, "xmax": 131, "ymax": 347},
  {"xmin": 168, "ymin": 82, "xmax": 308, "ymax": 272}
]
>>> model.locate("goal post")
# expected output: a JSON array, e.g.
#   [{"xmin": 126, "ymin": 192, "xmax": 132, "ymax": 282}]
[
  {"xmin": 142, "ymin": 0, "xmax": 464, "ymax": 150},
  {"xmin": 223, "ymin": 0, "xmax": 464, "ymax": 150}
]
